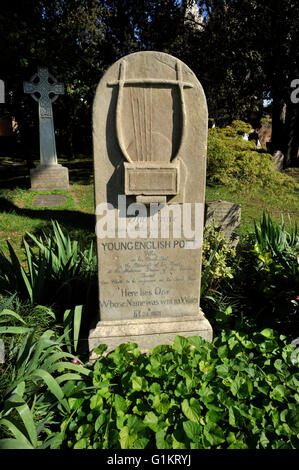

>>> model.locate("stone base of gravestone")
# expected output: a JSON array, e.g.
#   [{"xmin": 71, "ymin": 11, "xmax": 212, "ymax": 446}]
[
  {"xmin": 30, "ymin": 164, "xmax": 70, "ymax": 190},
  {"xmin": 205, "ymin": 200, "xmax": 241, "ymax": 247},
  {"xmin": 89, "ymin": 311, "xmax": 212, "ymax": 359}
]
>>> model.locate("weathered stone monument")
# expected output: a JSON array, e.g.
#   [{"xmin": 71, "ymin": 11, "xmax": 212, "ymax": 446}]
[
  {"xmin": 89, "ymin": 51, "xmax": 212, "ymax": 355},
  {"xmin": 23, "ymin": 67, "xmax": 70, "ymax": 190},
  {"xmin": 205, "ymin": 200, "xmax": 241, "ymax": 247},
  {"xmin": 0, "ymin": 79, "xmax": 4, "ymax": 104}
]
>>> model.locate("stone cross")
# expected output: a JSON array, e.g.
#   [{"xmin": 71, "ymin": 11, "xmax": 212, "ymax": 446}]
[{"xmin": 23, "ymin": 67, "xmax": 64, "ymax": 166}]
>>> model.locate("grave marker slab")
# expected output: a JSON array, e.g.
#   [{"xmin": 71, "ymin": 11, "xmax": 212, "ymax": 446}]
[
  {"xmin": 23, "ymin": 67, "xmax": 70, "ymax": 190},
  {"xmin": 89, "ymin": 51, "xmax": 213, "ymax": 356},
  {"xmin": 33, "ymin": 194, "xmax": 66, "ymax": 207},
  {"xmin": 205, "ymin": 200, "xmax": 241, "ymax": 246}
]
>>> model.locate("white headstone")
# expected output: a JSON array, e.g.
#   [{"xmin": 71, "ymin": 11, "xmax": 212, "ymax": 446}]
[{"xmin": 0, "ymin": 80, "xmax": 4, "ymax": 103}]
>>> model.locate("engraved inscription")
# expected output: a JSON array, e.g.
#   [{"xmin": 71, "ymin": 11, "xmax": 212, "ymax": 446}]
[{"xmin": 98, "ymin": 240, "xmax": 200, "ymax": 321}]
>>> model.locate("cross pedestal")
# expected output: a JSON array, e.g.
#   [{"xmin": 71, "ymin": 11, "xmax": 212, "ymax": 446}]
[{"xmin": 24, "ymin": 67, "xmax": 70, "ymax": 190}]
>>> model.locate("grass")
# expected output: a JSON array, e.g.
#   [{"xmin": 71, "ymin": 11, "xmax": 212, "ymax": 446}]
[
  {"xmin": 205, "ymin": 177, "xmax": 299, "ymax": 234},
  {"xmin": 0, "ymin": 155, "xmax": 299, "ymax": 258}
]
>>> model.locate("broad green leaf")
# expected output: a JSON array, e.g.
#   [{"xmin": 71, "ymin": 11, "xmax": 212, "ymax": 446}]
[
  {"xmin": 218, "ymin": 345, "xmax": 228, "ymax": 360},
  {"xmin": 155, "ymin": 430, "xmax": 172, "ymax": 449},
  {"xmin": 285, "ymin": 409, "xmax": 299, "ymax": 433},
  {"xmin": 94, "ymin": 344, "xmax": 108, "ymax": 355},
  {"xmin": 73, "ymin": 305, "xmax": 83, "ymax": 353},
  {"xmin": 49, "ymin": 361, "xmax": 91, "ymax": 376},
  {"xmin": 144, "ymin": 412, "xmax": 159, "ymax": 431},
  {"xmin": 149, "ymin": 382, "xmax": 161, "ymax": 394},
  {"xmin": 152, "ymin": 394, "xmax": 171, "ymax": 414},
  {"xmin": 126, "ymin": 415, "xmax": 145, "ymax": 433},
  {"xmin": 74, "ymin": 438, "xmax": 89, "ymax": 449},
  {"xmin": 216, "ymin": 363, "xmax": 230, "ymax": 378},
  {"xmin": 0, "ymin": 309, "xmax": 27, "ymax": 324},
  {"xmin": 32, "ymin": 369, "xmax": 64, "ymax": 401},
  {"xmin": 0, "ymin": 438, "xmax": 33, "ymax": 449},
  {"xmin": 132, "ymin": 438, "xmax": 149, "ymax": 449},
  {"xmin": 0, "ymin": 418, "xmax": 33, "ymax": 447},
  {"xmin": 132, "ymin": 376, "xmax": 148, "ymax": 392},
  {"xmin": 76, "ymin": 424, "xmax": 93, "ymax": 440},
  {"xmin": 95, "ymin": 414, "xmax": 106, "ymax": 432},
  {"xmin": 230, "ymin": 375, "xmax": 244, "ymax": 396},
  {"xmin": 56, "ymin": 373, "xmax": 83, "ymax": 384},
  {"xmin": 259, "ymin": 431, "xmax": 269, "ymax": 448},
  {"xmin": 204, "ymin": 422, "xmax": 225, "ymax": 446},
  {"xmin": 114, "ymin": 394, "xmax": 128, "ymax": 415},
  {"xmin": 228, "ymin": 441, "xmax": 248, "ymax": 449},
  {"xmin": 198, "ymin": 387, "xmax": 215, "ymax": 405},
  {"xmin": 0, "ymin": 326, "xmax": 32, "ymax": 334},
  {"xmin": 260, "ymin": 328, "xmax": 275, "ymax": 339},
  {"xmin": 270, "ymin": 385, "xmax": 289, "ymax": 402},
  {"xmin": 173, "ymin": 336, "xmax": 190, "ymax": 353},
  {"xmin": 90, "ymin": 393, "xmax": 103, "ymax": 409},
  {"xmin": 182, "ymin": 398, "xmax": 202, "ymax": 423},
  {"xmin": 172, "ymin": 434, "xmax": 187, "ymax": 449},
  {"xmin": 183, "ymin": 420, "xmax": 202, "ymax": 441},
  {"xmin": 119, "ymin": 426, "xmax": 137, "ymax": 449},
  {"xmin": 6, "ymin": 394, "xmax": 37, "ymax": 448}
]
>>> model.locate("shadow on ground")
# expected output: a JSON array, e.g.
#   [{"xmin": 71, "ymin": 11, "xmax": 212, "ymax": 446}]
[
  {"xmin": 0, "ymin": 197, "xmax": 95, "ymax": 232},
  {"xmin": 0, "ymin": 157, "xmax": 93, "ymax": 189}
]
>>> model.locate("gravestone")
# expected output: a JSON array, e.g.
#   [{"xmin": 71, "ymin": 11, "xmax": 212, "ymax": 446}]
[
  {"xmin": 273, "ymin": 150, "xmax": 284, "ymax": 171},
  {"xmin": 205, "ymin": 200, "xmax": 241, "ymax": 247},
  {"xmin": 23, "ymin": 67, "xmax": 70, "ymax": 190},
  {"xmin": 89, "ymin": 51, "xmax": 212, "ymax": 356},
  {"xmin": 0, "ymin": 339, "xmax": 4, "ymax": 364},
  {"xmin": 33, "ymin": 194, "xmax": 66, "ymax": 207},
  {"xmin": 0, "ymin": 79, "xmax": 4, "ymax": 103}
]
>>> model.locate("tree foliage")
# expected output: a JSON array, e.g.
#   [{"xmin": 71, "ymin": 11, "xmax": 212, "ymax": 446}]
[{"xmin": 0, "ymin": 0, "xmax": 298, "ymax": 164}]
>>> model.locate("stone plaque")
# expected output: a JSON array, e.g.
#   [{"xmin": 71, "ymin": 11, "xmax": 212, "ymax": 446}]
[
  {"xmin": 205, "ymin": 200, "xmax": 241, "ymax": 246},
  {"xmin": 33, "ymin": 194, "xmax": 66, "ymax": 207},
  {"xmin": 89, "ymin": 51, "xmax": 212, "ymax": 355}
]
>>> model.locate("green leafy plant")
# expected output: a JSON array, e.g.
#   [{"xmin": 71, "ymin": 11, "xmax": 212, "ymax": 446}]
[
  {"xmin": 248, "ymin": 212, "xmax": 299, "ymax": 325},
  {"xmin": 55, "ymin": 331, "xmax": 299, "ymax": 450},
  {"xmin": 201, "ymin": 225, "xmax": 236, "ymax": 297},
  {"xmin": 0, "ymin": 221, "xmax": 96, "ymax": 308},
  {"xmin": 0, "ymin": 328, "xmax": 92, "ymax": 449}
]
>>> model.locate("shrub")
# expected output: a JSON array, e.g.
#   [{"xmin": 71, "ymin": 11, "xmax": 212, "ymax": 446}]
[
  {"xmin": 207, "ymin": 122, "xmax": 298, "ymax": 194},
  {"xmin": 0, "ymin": 328, "xmax": 91, "ymax": 449},
  {"xmin": 201, "ymin": 225, "xmax": 236, "ymax": 296},
  {"xmin": 221, "ymin": 212, "xmax": 299, "ymax": 334},
  {"xmin": 0, "ymin": 221, "xmax": 97, "ymax": 310}
]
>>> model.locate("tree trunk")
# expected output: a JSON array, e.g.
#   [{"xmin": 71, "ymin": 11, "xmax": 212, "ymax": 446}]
[
  {"xmin": 271, "ymin": 93, "xmax": 286, "ymax": 154},
  {"xmin": 284, "ymin": 101, "xmax": 299, "ymax": 167}
]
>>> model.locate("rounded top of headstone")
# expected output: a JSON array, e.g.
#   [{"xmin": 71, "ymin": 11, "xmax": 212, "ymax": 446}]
[{"xmin": 94, "ymin": 50, "xmax": 207, "ymax": 109}]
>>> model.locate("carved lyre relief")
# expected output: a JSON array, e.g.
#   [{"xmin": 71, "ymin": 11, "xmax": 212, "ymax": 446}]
[{"xmin": 108, "ymin": 59, "xmax": 193, "ymax": 203}]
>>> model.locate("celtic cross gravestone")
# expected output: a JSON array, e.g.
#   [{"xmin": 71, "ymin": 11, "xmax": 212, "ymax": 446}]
[{"xmin": 23, "ymin": 67, "xmax": 70, "ymax": 190}]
